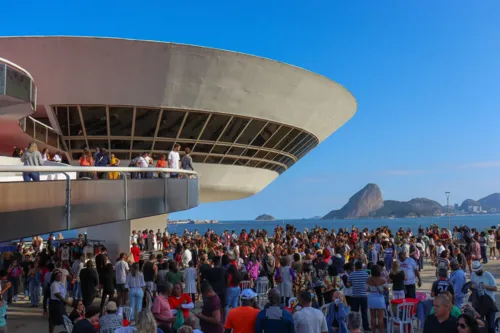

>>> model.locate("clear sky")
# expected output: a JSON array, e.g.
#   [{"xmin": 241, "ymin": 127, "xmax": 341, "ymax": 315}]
[{"xmin": 4, "ymin": 1, "xmax": 500, "ymax": 220}]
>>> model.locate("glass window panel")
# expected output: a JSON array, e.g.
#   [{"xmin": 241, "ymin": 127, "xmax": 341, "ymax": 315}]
[
  {"xmin": 192, "ymin": 144, "xmax": 213, "ymax": 153},
  {"xmin": 5, "ymin": 66, "xmax": 30, "ymax": 101},
  {"xmin": 191, "ymin": 154, "xmax": 206, "ymax": 163},
  {"xmin": 296, "ymin": 138, "xmax": 317, "ymax": 158},
  {"xmin": 261, "ymin": 163, "xmax": 273, "ymax": 170},
  {"xmin": 109, "ymin": 107, "xmax": 134, "ymax": 136},
  {"xmin": 72, "ymin": 152, "xmax": 83, "ymax": 160},
  {"xmin": 226, "ymin": 146, "xmax": 244, "ymax": 156},
  {"xmin": 0, "ymin": 64, "xmax": 5, "ymax": 94},
  {"xmin": 134, "ymin": 108, "xmax": 160, "ymax": 137},
  {"xmin": 236, "ymin": 119, "xmax": 267, "ymax": 145},
  {"xmin": 253, "ymin": 150, "xmax": 268, "ymax": 159},
  {"xmin": 179, "ymin": 112, "xmax": 210, "ymax": 140},
  {"xmin": 68, "ymin": 106, "xmax": 84, "ymax": 136},
  {"xmin": 31, "ymin": 81, "xmax": 36, "ymax": 110},
  {"xmin": 283, "ymin": 132, "xmax": 307, "ymax": 153},
  {"xmin": 275, "ymin": 129, "xmax": 300, "ymax": 151},
  {"xmin": 34, "ymin": 123, "xmax": 47, "ymax": 143},
  {"xmin": 199, "ymin": 114, "xmax": 231, "ymax": 141},
  {"xmin": 241, "ymin": 148, "xmax": 258, "ymax": 158},
  {"xmin": 87, "ymin": 139, "xmax": 109, "ymax": 150},
  {"xmin": 275, "ymin": 154, "xmax": 294, "ymax": 165},
  {"xmin": 252, "ymin": 122, "xmax": 280, "ymax": 147},
  {"xmin": 233, "ymin": 159, "xmax": 248, "ymax": 166},
  {"xmin": 211, "ymin": 145, "xmax": 229, "ymax": 154},
  {"xmin": 56, "ymin": 106, "xmax": 69, "ymax": 136},
  {"xmin": 289, "ymin": 134, "xmax": 313, "ymax": 155},
  {"xmin": 153, "ymin": 140, "xmax": 174, "ymax": 151},
  {"xmin": 69, "ymin": 139, "xmax": 88, "ymax": 150},
  {"xmin": 111, "ymin": 152, "xmax": 130, "ymax": 160},
  {"xmin": 81, "ymin": 106, "xmax": 107, "ymax": 136},
  {"xmin": 246, "ymin": 160, "xmax": 259, "ymax": 167},
  {"xmin": 219, "ymin": 117, "xmax": 249, "ymax": 143},
  {"xmin": 264, "ymin": 126, "xmax": 292, "ymax": 149},
  {"xmin": 47, "ymin": 131, "xmax": 58, "ymax": 147},
  {"xmin": 157, "ymin": 110, "xmax": 185, "ymax": 138},
  {"xmin": 220, "ymin": 157, "xmax": 238, "ymax": 165},
  {"xmin": 276, "ymin": 166, "xmax": 286, "ymax": 174},
  {"xmin": 204, "ymin": 155, "xmax": 223, "ymax": 164},
  {"xmin": 132, "ymin": 140, "xmax": 153, "ymax": 150},
  {"xmin": 266, "ymin": 152, "xmax": 278, "ymax": 161},
  {"xmin": 110, "ymin": 140, "xmax": 131, "ymax": 150}
]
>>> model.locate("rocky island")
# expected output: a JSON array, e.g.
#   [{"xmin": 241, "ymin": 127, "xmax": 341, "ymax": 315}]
[{"xmin": 255, "ymin": 214, "xmax": 276, "ymax": 221}]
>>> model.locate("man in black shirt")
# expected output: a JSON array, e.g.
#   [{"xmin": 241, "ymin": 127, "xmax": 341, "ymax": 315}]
[
  {"xmin": 202, "ymin": 256, "xmax": 227, "ymax": 315},
  {"xmin": 431, "ymin": 268, "xmax": 455, "ymax": 298},
  {"xmin": 262, "ymin": 247, "xmax": 275, "ymax": 288},
  {"xmin": 423, "ymin": 294, "xmax": 457, "ymax": 333}
]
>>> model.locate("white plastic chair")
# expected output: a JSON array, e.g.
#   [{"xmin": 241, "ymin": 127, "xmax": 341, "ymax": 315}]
[
  {"xmin": 121, "ymin": 306, "xmax": 133, "ymax": 321},
  {"xmin": 240, "ymin": 280, "xmax": 252, "ymax": 290},
  {"xmin": 255, "ymin": 280, "xmax": 269, "ymax": 294},
  {"xmin": 388, "ymin": 302, "xmax": 416, "ymax": 333},
  {"xmin": 62, "ymin": 315, "xmax": 74, "ymax": 333}
]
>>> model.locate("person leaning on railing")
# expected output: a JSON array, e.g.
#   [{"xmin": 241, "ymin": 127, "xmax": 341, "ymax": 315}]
[{"xmin": 20, "ymin": 142, "xmax": 44, "ymax": 182}]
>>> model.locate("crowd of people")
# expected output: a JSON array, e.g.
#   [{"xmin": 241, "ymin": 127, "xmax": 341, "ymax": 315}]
[
  {"xmin": 13, "ymin": 141, "xmax": 196, "ymax": 182},
  {"xmin": 0, "ymin": 223, "xmax": 498, "ymax": 333}
]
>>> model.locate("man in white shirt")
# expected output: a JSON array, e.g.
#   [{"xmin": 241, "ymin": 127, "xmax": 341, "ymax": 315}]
[
  {"xmin": 115, "ymin": 253, "xmax": 130, "ymax": 307},
  {"xmin": 182, "ymin": 244, "xmax": 192, "ymax": 268},
  {"xmin": 436, "ymin": 240, "xmax": 446, "ymax": 257},
  {"xmin": 168, "ymin": 143, "xmax": 181, "ymax": 178},
  {"xmin": 293, "ymin": 291, "xmax": 328, "ymax": 333}
]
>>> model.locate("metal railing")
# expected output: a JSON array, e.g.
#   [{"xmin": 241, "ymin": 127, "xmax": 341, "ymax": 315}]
[
  {"xmin": 19, "ymin": 116, "xmax": 61, "ymax": 148},
  {"xmin": 0, "ymin": 166, "xmax": 199, "ymax": 241}
]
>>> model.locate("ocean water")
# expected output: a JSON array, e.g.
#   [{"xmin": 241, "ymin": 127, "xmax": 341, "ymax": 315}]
[{"xmin": 30, "ymin": 214, "xmax": 500, "ymax": 242}]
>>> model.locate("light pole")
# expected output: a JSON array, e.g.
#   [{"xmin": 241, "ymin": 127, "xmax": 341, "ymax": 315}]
[{"xmin": 445, "ymin": 191, "xmax": 451, "ymax": 231}]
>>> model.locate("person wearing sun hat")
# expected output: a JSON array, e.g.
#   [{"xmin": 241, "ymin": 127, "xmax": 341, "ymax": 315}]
[
  {"xmin": 224, "ymin": 289, "xmax": 260, "ymax": 333},
  {"xmin": 470, "ymin": 260, "xmax": 498, "ymax": 333}
]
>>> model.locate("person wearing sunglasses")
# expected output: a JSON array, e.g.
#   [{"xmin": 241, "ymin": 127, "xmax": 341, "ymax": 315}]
[{"xmin": 456, "ymin": 313, "xmax": 480, "ymax": 333}]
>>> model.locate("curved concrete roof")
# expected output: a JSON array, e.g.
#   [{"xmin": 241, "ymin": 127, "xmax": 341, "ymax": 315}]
[{"xmin": 0, "ymin": 36, "xmax": 357, "ymax": 142}]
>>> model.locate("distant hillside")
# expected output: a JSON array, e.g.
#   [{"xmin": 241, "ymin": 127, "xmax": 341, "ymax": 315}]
[
  {"xmin": 322, "ymin": 183, "xmax": 444, "ymax": 219},
  {"xmin": 478, "ymin": 193, "xmax": 500, "ymax": 210},
  {"xmin": 322, "ymin": 184, "xmax": 383, "ymax": 219},
  {"xmin": 256, "ymin": 214, "xmax": 276, "ymax": 221},
  {"xmin": 460, "ymin": 199, "xmax": 481, "ymax": 211}
]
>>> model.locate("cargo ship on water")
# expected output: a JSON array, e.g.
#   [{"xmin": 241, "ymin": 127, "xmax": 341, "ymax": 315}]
[{"xmin": 168, "ymin": 219, "xmax": 219, "ymax": 225}]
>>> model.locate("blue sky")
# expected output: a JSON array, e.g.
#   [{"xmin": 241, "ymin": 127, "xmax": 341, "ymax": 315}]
[{"xmin": 4, "ymin": 1, "xmax": 500, "ymax": 220}]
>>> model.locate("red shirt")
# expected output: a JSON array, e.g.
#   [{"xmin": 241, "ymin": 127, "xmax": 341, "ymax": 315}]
[
  {"xmin": 168, "ymin": 294, "xmax": 193, "ymax": 318},
  {"xmin": 131, "ymin": 246, "xmax": 141, "ymax": 263}
]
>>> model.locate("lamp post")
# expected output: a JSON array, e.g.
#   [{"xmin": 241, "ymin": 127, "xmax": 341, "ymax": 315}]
[{"xmin": 445, "ymin": 192, "xmax": 451, "ymax": 231}]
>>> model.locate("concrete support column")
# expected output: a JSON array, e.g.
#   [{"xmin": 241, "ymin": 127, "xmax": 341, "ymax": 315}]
[{"xmin": 84, "ymin": 214, "xmax": 168, "ymax": 262}]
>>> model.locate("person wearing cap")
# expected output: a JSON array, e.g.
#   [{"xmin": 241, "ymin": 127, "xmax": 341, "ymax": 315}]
[
  {"xmin": 449, "ymin": 259, "xmax": 466, "ymax": 308},
  {"xmin": 470, "ymin": 260, "xmax": 497, "ymax": 333},
  {"xmin": 224, "ymin": 288, "xmax": 260, "ymax": 333},
  {"xmin": 99, "ymin": 301, "xmax": 123, "ymax": 333},
  {"xmin": 72, "ymin": 306, "xmax": 100, "ymax": 333},
  {"xmin": 293, "ymin": 291, "xmax": 328, "ymax": 333},
  {"xmin": 255, "ymin": 288, "xmax": 295, "ymax": 333}
]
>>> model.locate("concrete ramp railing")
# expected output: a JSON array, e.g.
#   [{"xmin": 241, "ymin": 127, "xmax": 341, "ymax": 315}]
[{"xmin": 0, "ymin": 166, "xmax": 199, "ymax": 241}]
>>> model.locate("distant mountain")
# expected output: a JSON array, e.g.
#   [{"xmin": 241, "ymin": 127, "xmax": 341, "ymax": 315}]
[
  {"xmin": 460, "ymin": 199, "xmax": 481, "ymax": 211},
  {"xmin": 322, "ymin": 183, "xmax": 444, "ymax": 219},
  {"xmin": 256, "ymin": 214, "xmax": 276, "ymax": 221},
  {"xmin": 478, "ymin": 193, "xmax": 500, "ymax": 210},
  {"xmin": 322, "ymin": 184, "xmax": 384, "ymax": 219}
]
